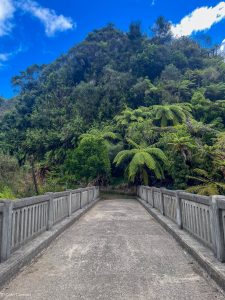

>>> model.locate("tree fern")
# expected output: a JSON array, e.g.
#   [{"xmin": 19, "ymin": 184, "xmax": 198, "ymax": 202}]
[
  {"xmin": 152, "ymin": 104, "xmax": 191, "ymax": 127},
  {"xmin": 187, "ymin": 168, "xmax": 225, "ymax": 195},
  {"xmin": 113, "ymin": 139, "xmax": 168, "ymax": 184}
]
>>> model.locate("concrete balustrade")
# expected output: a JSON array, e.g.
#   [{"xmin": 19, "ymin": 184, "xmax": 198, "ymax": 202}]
[
  {"xmin": 0, "ymin": 186, "xmax": 99, "ymax": 263},
  {"xmin": 138, "ymin": 185, "xmax": 225, "ymax": 262}
]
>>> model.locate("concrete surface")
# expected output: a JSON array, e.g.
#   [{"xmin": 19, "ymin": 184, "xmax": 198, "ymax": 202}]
[
  {"xmin": 0, "ymin": 198, "xmax": 99, "ymax": 289},
  {"xmin": 138, "ymin": 197, "xmax": 225, "ymax": 293},
  {"xmin": 0, "ymin": 199, "xmax": 225, "ymax": 300}
]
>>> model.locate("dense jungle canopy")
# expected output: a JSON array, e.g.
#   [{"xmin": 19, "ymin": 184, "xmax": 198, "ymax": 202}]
[{"xmin": 0, "ymin": 17, "xmax": 225, "ymax": 197}]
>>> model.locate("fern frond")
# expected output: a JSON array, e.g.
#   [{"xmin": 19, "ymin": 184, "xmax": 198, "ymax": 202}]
[
  {"xmin": 186, "ymin": 175, "xmax": 208, "ymax": 183},
  {"xmin": 113, "ymin": 150, "xmax": 133, "ymax": 166},
  {"xmin": 126, "ymin": 138, "xmax": 140, "ymax": 149},
  {"xmin": 199, "ymin": 184, "xmax": 219, "ymax": 196},
  {"xmin": 186, "ymin": 185, "xmax": 205, "ymax": 193},
  {"xmin": 128, "ymin": 153, "xmax": 145, "ymax": 181},
  {"xmin": 192, "ymin": 168, "xmax": 210, "ymax": 179},
  {"xmin": 141, "ymin": 152, "xmax": 157, "ymax": 170},
  {"xmin": 154, "ymin": 161, "xmax": 165, "ymax": 179},
  {"xmin": 146, "ymin": 147, "xmax": 168, "ymax": 163},
  {"xmin": 215, "ymin": 182, "xmax": 225, "ymax": 191}
]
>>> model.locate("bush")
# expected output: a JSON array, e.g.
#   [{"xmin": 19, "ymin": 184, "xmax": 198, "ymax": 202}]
[{"xmin": 64, "ymin": 136, "xmax": 111, "ymax": 185}]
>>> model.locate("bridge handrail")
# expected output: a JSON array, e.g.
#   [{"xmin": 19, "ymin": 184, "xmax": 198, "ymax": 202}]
[
  {"xmin": 0, "ymin": 186, "xmax": 100, "ymax": 263},
  {"xmin": 137, "ymin": 185, "xmax": 225, "ymax": 262}
]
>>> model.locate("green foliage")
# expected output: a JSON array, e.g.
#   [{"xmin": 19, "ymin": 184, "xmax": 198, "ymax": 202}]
[
  {"xmin": 151, "ymin": 16, "xmax": 172, "ymax": 44},
  {"xmin": 0, "ymin": 153, "xmax": 34, "ymax": 197},
  {"xmin": 186, "ymin": 168, "xmax": 225, "ymax": 196},
  {"xmin": 114, "ymin": 139, "xmax": 168, "ymax": 185},
  {"xmin": 0, "ymin": 19, "xmax": 224, "ymax": 195},
  {"xmin": 64, "ymin": 136, "xmax": 111, "ymax": 185},
  {"xmin": 0, "ymin": 186, "xmax": 16, "ymax": 199},
  {"xmin": 152, "ymin": 104, "xmax": 191, "ymax": 127}
]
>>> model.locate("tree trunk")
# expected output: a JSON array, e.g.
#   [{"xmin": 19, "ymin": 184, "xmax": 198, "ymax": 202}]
[{"xmin": 31, "ymin": 157, "xmax": 39, "ymax": 195}]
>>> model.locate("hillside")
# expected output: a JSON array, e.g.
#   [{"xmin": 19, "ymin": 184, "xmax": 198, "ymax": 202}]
[{"xmin": 0, "ymin": 18, "xmax": 225, "ymax": 197}]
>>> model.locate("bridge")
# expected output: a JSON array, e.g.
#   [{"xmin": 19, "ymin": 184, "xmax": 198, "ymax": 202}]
[{"xmin": 0, "ymin": 186, "xmax": 225, "ymax": 299}]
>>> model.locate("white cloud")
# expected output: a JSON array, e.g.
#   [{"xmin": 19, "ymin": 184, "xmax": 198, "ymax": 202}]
[
  {"xmin": 0, "ymin": 1, "xmax": 74, "ymax": 68},
  {"xmin": 0, "ymin": 0, "xmax": 74, "ymax": 37},
  {"xmin": 0, "ymin": 45, "xmax": 27, "ymax": 68},
  {"xmin": 0, "ymin": 53, "xmax": 10, "ymax": 61},
  {"xmin": 0, "ymin": 52, "xmax": 11, "ymax": 69},
  {"xmin": 17, "ymin": 0, "xmax": 75, "ymax": 36},
  {"xmin": 219, "ymin": 39, "xmax": 225, "ymax": 54},
  {"xmin": 0, "ymin": 0, "xmax": 15, "ymax": 36},
  {"xmin": 172, "ymin": 2, "xmax": 225, "ymax": 37}
]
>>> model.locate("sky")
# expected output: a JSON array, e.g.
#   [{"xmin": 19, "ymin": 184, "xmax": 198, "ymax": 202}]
[{"xmin": 1, "ymin": 0, "xmax": 225, "ymax": 98}]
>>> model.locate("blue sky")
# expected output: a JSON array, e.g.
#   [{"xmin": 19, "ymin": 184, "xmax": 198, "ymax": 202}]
[{"xmin": 1, "ymin": 0, "xmax": 225, "ymax": 98}]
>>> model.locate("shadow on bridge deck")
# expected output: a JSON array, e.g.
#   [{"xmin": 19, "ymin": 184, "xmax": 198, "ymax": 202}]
[{"xmin": 0, "ymin": 199, "xmax": 224, "ymax": 300}]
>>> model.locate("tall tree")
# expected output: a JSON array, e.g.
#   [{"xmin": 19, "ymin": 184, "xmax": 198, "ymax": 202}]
[
  {"xmin": 151, "ymin": 16, "xmax": 172, "ymax": 44},
  {"xmin": 114, "ymin": 139, "xmax": 168, "ymax": 184}
]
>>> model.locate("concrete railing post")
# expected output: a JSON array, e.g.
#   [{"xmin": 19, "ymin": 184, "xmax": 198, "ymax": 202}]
[
  {"xmin": 211, "ymin": 196, "xmax": 225, "ymax": 262},
  {"xmin": 146, "ymin": 187, "xmax": 148, "ymax": 202},
  {"xmin": 136, "ymin": 186, "xmax": 139, "ymax": 197},
  {"xmin": 67, "ymin": 190, "xmax": 72, "ymax": 217},
  {"xmin": 160, "ymin": 189, "xmax": 165, "ymax": 215},
  {"xmin": 95, "ymin": 186, "xmax": 98, "ymax": 200},
  {"xmin": 87, "ymin": 188, "xmax": 90, "ymax": 204},
  {"xmin": 80, "ymin": 191, "xmax": 83, "ymax": 209},
  {"xmin": 176, "ymin": 191, "xmax": 183, "ymax": 229},
  {"xmin": 88, "ymin": 188, "xmax": 91, "ymax": 203},
  {"xmin": 47, "ymin": 193, "xmax": 54, "ymax": 230},
  {"xmin": 149, "ymin": 187, "xmax": 153, "ymax": 207},
  {"xmin": 1, "ymin": 201, "xmax": 12, "ymax": 262},
  {"xmin": 147, "ymin": 188, "xmax": 150, "ymax": 203},
  {"xmin": 145, "ymin": 187, "xmax": 148, "ymax": 202},
  {"xmin": 97, "ymin": 186, "xmax": 100, "ymax": 198},
  {"xmin": 143, "ymin": 187, "xmax": 146, "ymax": 201},
  {"xmin": 152, "ymin": 188, "xmax": 155, "ymax": 208},
  {"xmin": 89, "ymin": 188, "xmax": 92, "ymax": 203}
]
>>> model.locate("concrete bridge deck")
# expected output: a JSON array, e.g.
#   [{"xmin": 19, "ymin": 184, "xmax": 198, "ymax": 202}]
[{"xmin": 0, "ymin": 199, "xmax": 224, "ymax": 300}]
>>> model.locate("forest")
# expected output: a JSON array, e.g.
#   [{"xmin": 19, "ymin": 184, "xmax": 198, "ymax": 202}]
[{"xmin": 0, "ymin": 17, "xmax": 225, "ymax": 198}]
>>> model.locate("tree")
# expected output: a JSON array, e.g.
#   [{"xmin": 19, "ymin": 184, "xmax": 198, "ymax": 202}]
[
  {"xmin": 11, "ymin": 64, "xmax": 43, "ymax": 93},
  {"xmin": 214, "ymin": 132, "xmax": 225, "ymax": 176},
  {"xmin": 114, "ymin": 139, "xmax": 168, "ymax": 184},
  {"xmin": 129, "ymin": 78, "xmax": 159, "ymax": 107},
  {"xmin": 0, "ymin": 97, "xmax": 4, "ymax": 107},
  {"xmin": 114, "ymin": 106, "xmax": 152, "ymax": 136},
  {"xmin": 0, "ymin": 152, "xmax": 33, "ymax": 197},
  {"xmin": 186, "ymin": 168, "xmax": 225, "ymax": 195},
  {"xmin": 128, "ymin": 22, "xmax": 142, "ymax": 41},
  {"xmin": 152, "ymin": 104, "xmax": 191, "ymax": 127},
  {"xmin": 64, "ymin": 136, "xmax": 111, "ymax": 185},
  {"xmin": 160, "ymin": 64, "xmax": 181, "ymax": 82},
  {"xmin": 79, "ymin": 126, "xmax": 121, "ymax": 162},
  {"xmin": 151, "ymin": 16, "xmax": 172, "ymax": 44},
  {"xmin": 132, "ymin": 44, "xmax": 169, "ymax": 80},
  {"xmin": 191, "ymin": 91, "xmax": 211, "ymax": 122},
  {"xmin": 79, "ymin": 126, "xmax": 119, "ymax": 146},
  {"xmin": 166, "ymin": 132, "xmax": 196, "ymax": 162}
]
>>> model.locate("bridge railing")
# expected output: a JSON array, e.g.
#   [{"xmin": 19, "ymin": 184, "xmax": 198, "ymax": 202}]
[
  {"xmin": 137, "ymin": 186, "xmax": 225, "ymax": 262},
  {"xmin": 0, "ymin": 186, "xmax": 99, "ymax": 263}
]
